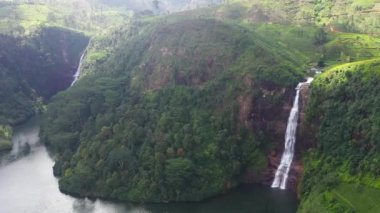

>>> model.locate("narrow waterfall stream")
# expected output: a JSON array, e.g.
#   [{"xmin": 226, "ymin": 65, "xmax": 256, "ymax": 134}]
[
  {"xmin": 272, "ymin": 78, "xmax": 313, "ymax": 190},
  {"xmin": 71, "ymin": 42, "xmax": 89, "ymax": 86},
  {"xmin": 70, "ymin": 53, "xmax": 85, "ymax": 86}
]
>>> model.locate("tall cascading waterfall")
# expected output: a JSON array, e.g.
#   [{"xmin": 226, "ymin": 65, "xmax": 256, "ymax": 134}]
[
  {"xmin": 71, "ymin": 40, "xmax": 91, "ymax": 86},
  {"xmin": 70, "ymin": 52, "xmax": 85, "ymax": 86},
  {"xmin": 271, "ymin": 77, "xmax": 313, "ymax": 189}
]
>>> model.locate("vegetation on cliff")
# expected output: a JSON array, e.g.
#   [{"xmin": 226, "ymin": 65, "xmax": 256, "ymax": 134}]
[
  {"xmin": 0, "ymin": 0, "xmax": 132, "ymax": 35},
  {"xmin": 1, "ymin": 0, "xmax": 380, "ymax": 209},
  {"xmin": 38, "ymin": 0, "xmax": 380, "ymax": 204},
  {"xmin": 299, "ymin": 59, "xmax": 380, "ymax": 213},
  {"xmin": 40, "ymin": 17, "xmax": 308, "ymax": 202},
  {"xmin": 0, "ymin": 27, "xmax": 88, "ymax": 126}
]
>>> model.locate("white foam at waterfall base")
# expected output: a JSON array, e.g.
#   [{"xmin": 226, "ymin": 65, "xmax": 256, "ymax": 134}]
[{"xmin": 271, "ymin": 78, "xmax": 313, "ymax": 189}]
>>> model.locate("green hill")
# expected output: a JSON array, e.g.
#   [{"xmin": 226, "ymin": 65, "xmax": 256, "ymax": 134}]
[
  {"xmin": 0, "ymin": 0, "xmax": 379, "ymax": 209},
  {"xmin": 0, "ymin": 0, "xmax": 132, "ymax": 36},
  {"xmin": 40, "ymin": 17, "xmax": 309, "ymax": 202},
  {"xmin": 38, "ymin": 0, "xmax": 380, "ymax": 205},
  {"xmin": 218, "ymin": 0, "xmax": 380, "ymax": 34},
  {"xmin": 299, "ymin": 59, "xmax": 380, "ymax": 213}
]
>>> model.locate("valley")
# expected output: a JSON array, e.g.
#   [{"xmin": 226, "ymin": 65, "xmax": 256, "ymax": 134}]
[{"xmin": 0, "ymin": 0, "xmax": 379, "ymax": 212}]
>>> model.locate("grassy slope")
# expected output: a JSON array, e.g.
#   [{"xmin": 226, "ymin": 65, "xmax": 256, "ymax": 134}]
[
  {"xmin": 324, "ymin": 32, "xmax": 380, "ymax": 66},
  {"xmin": 0, "ymin": 1, "xmax": 132, "ymax": 35},
  {"xmin": 83, "ymin": 3, "xmax": 378, "ymax": 77},
  {"xmin": 299, "ymin": 59, "xmax": 380, "ymax": 213},
  {"xmin": 224, "ymin": 0, "xmax": 380, "ymax": 34},
  {"xmin": 299, "ymin": 183, "xmax": 380, "ymax": 213},
  {"xmin": 333, "ymin": 183, "xmax": 380, "ymax": 213}
]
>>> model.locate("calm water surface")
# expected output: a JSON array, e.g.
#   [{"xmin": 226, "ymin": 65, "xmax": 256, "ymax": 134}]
[{"xmin": 0, "ymin": 117, "xmax": 298, "ymax": 213}]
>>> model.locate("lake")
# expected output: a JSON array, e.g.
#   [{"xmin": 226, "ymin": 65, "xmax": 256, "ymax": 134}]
[{"xmin": 0, "ymin": 116, "xmax": 298, "ymax": 213}]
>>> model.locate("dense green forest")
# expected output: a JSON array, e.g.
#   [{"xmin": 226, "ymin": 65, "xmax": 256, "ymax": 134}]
[
  {"xmin": 41, "ymin": 17, "xmax": 306, "ymax": 202},
  {"xmin": 32, "ymin": 0, "xmax": 380, "ymax": 207},
  {"xmin": 299, "ymin": 59, "xmax": 380, "ymax": 213},
  {"xmin": 0, "ymin": 27, "xmax": 88, "ymax": 126},
  {"xmin": 0, "ymin": 0, "xmax": 380, "ymax": 211}
]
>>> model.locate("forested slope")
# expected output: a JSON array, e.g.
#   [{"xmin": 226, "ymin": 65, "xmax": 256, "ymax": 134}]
[
  {"xmin": 218, "ymin": 0, "xmax": 380, "ymax": 34},
  {"xmin": 1, "ymin": 0, "xmax": 380, "ymax": 210},
  {"xmin": 0, "ymin": 27, "xmax": 88, "ymax": 125},
  {"xmin": 299, "ymin": 59, "xmax": 380, "ymax": 213},
  {"xmin": 38, "ymin": 0, "xmax": 380, "ymax": 205},
  {"xmin": 41, "ymin": 17, "xmax": 308, "ymax": 202}
]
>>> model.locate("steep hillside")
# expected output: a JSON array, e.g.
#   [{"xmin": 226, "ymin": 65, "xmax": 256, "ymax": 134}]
[
  {"xmin": 298, "ymin": 59, "xmax": 380, "ymax": 212},
  {"xmin": 38, "ymin": 0, "xmax": 380, "ymax": 204},
  {"xmin": 3, "ymin": 0, "xmax": 378, "ymax": 37},
  {"xmin": 40, "ymin": 17, "xmax": 308, "ymax": 202},
  {"xmin": 1, "ymin": 0, "xmax": 379, "ymax": 209},
  {"xmin": 0, "ymin": 0, "xmax": 132, "ymax": 35},
  {"xmin": 0, "ymin": 27, "xmax": 88, "ymax": 125},
  {"xmin": 217, "ymin": 0, "xmax": 380, "ymax": 34}
]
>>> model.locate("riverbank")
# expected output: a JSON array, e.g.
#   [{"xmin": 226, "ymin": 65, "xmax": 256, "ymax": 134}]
[{"xmin": 0, "ymin": 116, "xmax": 299, "ymax": 213}]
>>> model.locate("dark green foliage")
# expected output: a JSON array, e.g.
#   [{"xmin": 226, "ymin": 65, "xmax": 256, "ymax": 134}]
[
  {"xmin": 27, "ymin": 27, "xmax": 89, "ymax": 97},
  {"xmin": 165, "ymin": 158, "xmax": 194, "ymax": 191},
  {"xmin": 41, "ymin": 18, "xmax": 304, "ymax": 202},
  {"xmin": 308, "ymin": 60, "xmax": 380, "ymax": 170},
  {"xmin": 299, "ymin": 59, "xmax": 380, "ymax": 212},
  {"xmin": 0, "ymin": 27, "xmax": 88, "ymax": 125},
  {"xmin": 45, "ymin": 77, "xmax": 270, "ymax": 202},
  {"xmin": 313, "ymin": 28, "xmax": 328, "ymax": 46}
]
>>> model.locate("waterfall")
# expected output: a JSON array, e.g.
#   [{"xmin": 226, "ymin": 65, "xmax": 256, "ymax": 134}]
[
  {"xmin": 271, "ymin": 77, "xmax": 313, "ymax": 189},
  {"xmin": 71, "ymin": 40, "xmax": 91, "ymax": 86},
  {"xmin": 70, "ymin": 52, "xmax": 85, "ymax": 86}
]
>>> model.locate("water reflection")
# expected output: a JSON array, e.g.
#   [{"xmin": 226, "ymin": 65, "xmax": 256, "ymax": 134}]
[
  {"xmin": 0, "ymin": 117, "xmax": 39, "ymax": 166},
  {"xmin": 0, "ymin": 117, "xmax": 298, "ymax": 213},
  {"xmin": 73, "ymin": 199, "xmax": 95, "ymax": 213}
]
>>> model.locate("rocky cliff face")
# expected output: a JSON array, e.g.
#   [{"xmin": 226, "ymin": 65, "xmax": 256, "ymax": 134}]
[
  {"xmin": 243, "ymin": 80, "xmax": 316, "ymax": 192},
  {"xmin": 297, "ymin": 81, "xmax": 317, "ymax": 152},
  {"xmin": 243, "ymin": 85, "xmax": 296, "ymax": 186},
  {"xmin": 27, "ymin": 27, "xmax": 89, "ymax": 98}
]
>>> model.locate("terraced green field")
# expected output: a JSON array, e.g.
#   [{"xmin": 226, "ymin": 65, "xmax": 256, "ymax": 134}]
[{"xmin": 333, "ymin": 183, "xmax": 380, "ymax": 213}]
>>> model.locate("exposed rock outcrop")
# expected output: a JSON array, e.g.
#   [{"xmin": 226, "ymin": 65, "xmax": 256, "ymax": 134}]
[{"xmin": 245, "ymin": 80, "xmax": 316, "ymax": 192}]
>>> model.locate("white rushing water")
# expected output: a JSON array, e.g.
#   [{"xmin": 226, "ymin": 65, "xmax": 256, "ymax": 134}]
[
  {"xmin": 271, "ymin": 77, "xmax": 313, "ymax": 189},
  {"xmin": 70, "ymin": 52, "xmax": 85, "ymax": 86}
]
